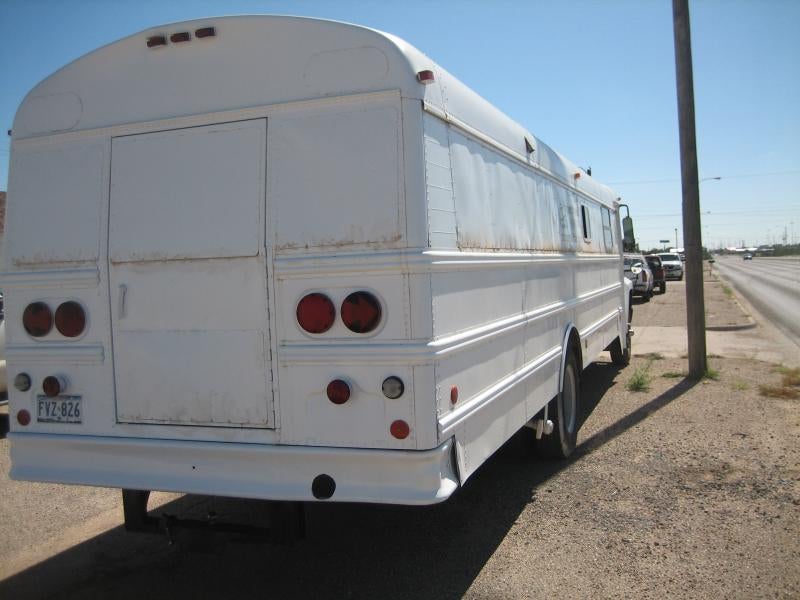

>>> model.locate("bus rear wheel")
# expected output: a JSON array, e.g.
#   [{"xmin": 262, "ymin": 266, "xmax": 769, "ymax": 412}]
[
  {"xmin": 609, "ymin": 331, "xmax": 631, "ymax": 366},
  {"xmin": 536, "ymin": 351, "xmax": 580, "ymax": 459}
]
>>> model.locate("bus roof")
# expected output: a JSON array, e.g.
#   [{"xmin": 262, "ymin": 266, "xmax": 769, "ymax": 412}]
[{"xmin": 13, "ymin": 15, "xmax": 618, "ymax": 205}]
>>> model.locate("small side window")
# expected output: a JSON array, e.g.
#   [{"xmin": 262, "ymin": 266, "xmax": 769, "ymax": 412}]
[{"xmin": 581, "ymin": 205, "xmax": 591, "ymax": 241}]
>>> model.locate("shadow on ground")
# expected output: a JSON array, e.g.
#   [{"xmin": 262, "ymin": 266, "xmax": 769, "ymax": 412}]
[{"xmin": 0, "ymin": 364, "xmax": 696, "ymax": 600}]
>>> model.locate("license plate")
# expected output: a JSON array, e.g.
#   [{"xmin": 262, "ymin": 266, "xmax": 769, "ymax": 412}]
[{"xmin": 37, "ymin": 395, "xmax": 82, "ymax": 423}]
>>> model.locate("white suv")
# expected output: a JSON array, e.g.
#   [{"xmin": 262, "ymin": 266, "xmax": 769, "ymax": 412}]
[{"xmin": 658, "ymin": 253, "xmax": 684, "ymax": 281}]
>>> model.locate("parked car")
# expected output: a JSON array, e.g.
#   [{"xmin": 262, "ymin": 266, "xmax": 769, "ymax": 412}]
[
  {"xmin": 624, "ymin": 254, "xmax": 654, "ymax": 300},
  {"xmin": 743, "ymin": 253, "xmax": 753, "ymax": 260},
  {"xmin": 0, "ymin": 317, "xmax": 6, "ymax": 397},
  {"xmin": 645, "ymin": 254, "xmax": 666, "ymax": 294},
  {"xmin": 658, "ymin": 253, "xmax": 684, "ymax": 280}
]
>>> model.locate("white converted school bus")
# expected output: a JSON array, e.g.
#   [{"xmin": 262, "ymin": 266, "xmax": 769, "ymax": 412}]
[{"xmin": 3, "ymin": 16, "xmax": 633, "ymax": 521}]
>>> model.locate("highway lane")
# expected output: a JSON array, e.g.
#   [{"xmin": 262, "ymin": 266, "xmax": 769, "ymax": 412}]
[{"xmin": 713, "ymin": 255, "xmax": 800, "ymax": 348}]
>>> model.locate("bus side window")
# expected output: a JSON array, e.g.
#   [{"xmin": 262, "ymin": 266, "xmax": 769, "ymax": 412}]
[
  {"xmin": 581, "ymin": 205, "xmax": 591, "ymax": 241},
  {"xmin": 601, "ymin": 206, "xmax": 614, "ymax": 251}
]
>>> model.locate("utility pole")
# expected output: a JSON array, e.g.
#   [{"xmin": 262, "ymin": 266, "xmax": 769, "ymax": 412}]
[
  {"xmin": 674, "ymin": 227, "xmax": 678, "ymax": 250},
  {"xmin": 672, "ymin": 0, "xmax": 707, "ymax": 378}
]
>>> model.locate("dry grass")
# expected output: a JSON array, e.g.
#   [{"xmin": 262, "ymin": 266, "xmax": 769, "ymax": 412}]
[
  {"xmin": 759, "ymin": 385, "xmax": 800, "ymax": 400},
  {"xmin": 627, "ymin": 366, "xmax": 651, "ymax": 392},
  {"xmin": 662, "ymin": 371, "xmax": 685, "ymax": 379},
  {"xmin": 780, "ymin": 368, "xmax": 800, "ymax": 387}
]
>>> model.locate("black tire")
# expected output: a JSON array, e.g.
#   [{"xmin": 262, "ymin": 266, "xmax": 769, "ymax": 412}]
[
  {"xmin": 536, "ymin": 351, "xmax": 580, "ymax": 459},
  {"xmin": 609, "ymin": 331, "xmax": 631, "ymax": 366},
  {"xmin": 678, "ymin": 275, "xmax": 683, "ymax": 281},
  {"xmin": 643, "ymin": 293, "xmax": 651, "ymax": 303},
  {"xmin": 659, "ymin": 282, "xmax": 666, "ymax": 294},
  {"xmin": 122, "ymin": 489, "xmax": 154, "ymax": 532},
  {"xmin": 628, "ymin": 294, "xmax": 633, "ymax": 323}
]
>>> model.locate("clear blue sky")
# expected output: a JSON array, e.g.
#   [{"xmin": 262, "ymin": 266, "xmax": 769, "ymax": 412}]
[{"xmin": 1, "ymin": 0, "xmax": 798, "ymax": 249}]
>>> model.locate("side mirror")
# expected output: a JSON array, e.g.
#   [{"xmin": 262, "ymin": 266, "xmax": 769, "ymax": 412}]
[
  {"xmin": 631, "ymin": 263, "xmax": 643, "ymax": 275},
  {"xmin": 622, "ymin": 216, "xmax": 636, "ymax": 252}
]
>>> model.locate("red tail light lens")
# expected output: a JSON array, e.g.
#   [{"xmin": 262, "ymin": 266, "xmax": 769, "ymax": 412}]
[
  {"xmin": 297, "ymin": 293, "xmax": 336, "ymax": 334},
  {"xmin": 43, "ymin": 375, "xmax": 65, "ymax": 397},
  {"xmin": 390, "ymin": 420, "xmax": 410, "ymax": 440},
  {"xmin": 55, "ymin": 301, "xmax": 86, "ymax": 338},
  {"xmin": 23, "ymin": 302, "xmax": 53, "ymax": 337},
  {"xmin": 326, "ymin": 379, "xmax": 351, "ymax": 405},
  {"xmin": 16, "ymin": 410, "xmax": 31, "ymax": 427},
  {"xmin": 341, "ymin": 292, "xmax": 382, "ymax": 334}
]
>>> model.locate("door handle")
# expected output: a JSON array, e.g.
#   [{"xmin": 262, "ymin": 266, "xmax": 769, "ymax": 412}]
[{"xmin": 118, "ymin": 284, "xmax": 128, "ymax": 318}]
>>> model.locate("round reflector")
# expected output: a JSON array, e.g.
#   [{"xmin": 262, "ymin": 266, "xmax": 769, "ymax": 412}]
[
  {"xmin": 390, "ymin": 420, "xmax": 410, "ymax": 440},
  {"xmin": 296, "ymin": 293, "xmax": 336, "ymax": 334},
  {"xmin": 16, "ymin": 410, "xmax": 31, "ymax": 427},
  {"xmin": 23, "ymin": 302, "xmax": 53, "ymax": 337},
  {"xmin": 341, "ymin": 292, "xmax": 382, "ymax": 334},
  {"xmin": 43, "ymin": 375, "xmax": 64, "ymax": 398},
  {"xmin": 55, "ymin": 301, "xmax": 87, "ymax": 338},
  {"xmin": 326, "ymin": 379, "xmax": 351, "ymax": 405}
]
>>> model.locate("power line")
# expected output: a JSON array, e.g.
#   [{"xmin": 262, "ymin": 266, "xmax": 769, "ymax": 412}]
[{"xmin": 608, "ymin": 170, "xmax": 800, "ymax": 185}]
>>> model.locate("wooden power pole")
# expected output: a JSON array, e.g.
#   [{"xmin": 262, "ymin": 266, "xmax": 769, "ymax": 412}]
[{"xmin": 672, "ymin": 0, "xmax": 707, "ymax": 378}]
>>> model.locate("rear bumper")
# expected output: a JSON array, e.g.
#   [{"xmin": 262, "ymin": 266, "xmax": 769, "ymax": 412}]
[{"xmin": 9, "ymin": 433, "xmax": 459, "ymax": 505}]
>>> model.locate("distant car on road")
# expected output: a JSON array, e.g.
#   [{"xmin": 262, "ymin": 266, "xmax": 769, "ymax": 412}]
[
  {"xmin": 624, "ymin": 254, "xmax": 654, "ymax": 301},
  {"xmin": 658, "ymin": 253, "xmax": 684, "ymax": 281},
  {"xmin": 743, "ymin": 253, "xmax": 753, "ymax": 260},
  {"xmin": 644, "ymin": 254, "xmax": 666, "ymax": 294}
]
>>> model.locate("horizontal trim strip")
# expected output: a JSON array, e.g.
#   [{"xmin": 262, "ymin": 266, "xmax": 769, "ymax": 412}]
[
  {"xmin": 0, "ymin": 267, "xmax": 99, "ymax": 289},
  {"xmin": 439, "ymin": 345, "xmax": 562, "ymax": 437},
  {"xmin": 280, "ymin": 282, "xmax": 621, "ymax": 365},
  {"xmin": 6, "ymin": 344, "xmax": 105, "ymax": 365},
  {"xmin": 275, "ymin": 247, "xmax": 620, "ymax": 278},
  {"xmin": 579, "ymin": 309, "xmax": 622, "ymax": 340}
]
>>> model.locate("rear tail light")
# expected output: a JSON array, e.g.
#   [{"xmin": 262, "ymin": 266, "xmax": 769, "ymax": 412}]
[
  {"xmin": 55, "ymin": 301, "xmax": 86, "ymax": 338},
  {"xmin": 43, "ymin": 375, "xmax": 67, "ymax": 397},
  {"xmin": 23, "ymin": 302, "xmax": 53, "ymax": 337},
  {"xmin": 341, "ymin": 292, "xmax": 382, "ymax": 334},
  {"xmin": 297, "ymin": 293, "xmax": 336, "ymax": 334},
  {"xmin": 326, "ymin": 379, "xmax": 351, "ymax": 405}
]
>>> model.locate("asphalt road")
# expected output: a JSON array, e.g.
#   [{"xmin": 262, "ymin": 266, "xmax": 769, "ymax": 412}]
[{"xmin": 713, "ymin": 256, "xmax": 800, "ymax": 348}]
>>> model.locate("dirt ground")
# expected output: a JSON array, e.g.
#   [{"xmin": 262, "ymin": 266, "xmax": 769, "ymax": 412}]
[{"xmin": 1, "ymin": 278, "xmax": 798, "ymax": 599}]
